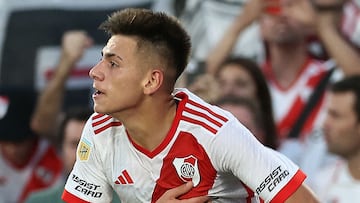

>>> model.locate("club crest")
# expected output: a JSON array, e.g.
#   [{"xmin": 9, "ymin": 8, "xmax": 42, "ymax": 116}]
[{"xmin": 172, "ymin": 155, "xmax": 200, "ymax": 186}]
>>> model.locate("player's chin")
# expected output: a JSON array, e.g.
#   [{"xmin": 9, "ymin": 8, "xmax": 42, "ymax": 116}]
[{"xmin": 93, "ymin": 104, "xmax": 107, "ymax": 114}]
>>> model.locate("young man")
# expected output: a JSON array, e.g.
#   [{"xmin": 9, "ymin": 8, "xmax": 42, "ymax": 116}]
[
  {"xmin": 311, "ymin": 75, "xmax": 360, "ymax": 202},
  {"xmin": 62, "ymin": 8, "xmax": 319, "ymax": 203}
]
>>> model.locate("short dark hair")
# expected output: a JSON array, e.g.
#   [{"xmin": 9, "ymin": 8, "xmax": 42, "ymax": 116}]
[
  {"xmin": 329, "ymin": 75, "xmax": 360, "ymax": 120},
  {"xmin": 99, "ymin": 8, "xmax": 191, "ymax": 81}
]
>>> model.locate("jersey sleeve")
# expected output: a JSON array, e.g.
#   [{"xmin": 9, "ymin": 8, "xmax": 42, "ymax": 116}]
[
  {"xmin": 211, "ymin": 118, "xmax": 306, "ymax": 202},
  {"xmin": 62, "ymin": 117, "xmax": 113, "ymax": 203},
  {"xmin": 342, "ymin": 2, "xmax": 360, "ymax": 48}
]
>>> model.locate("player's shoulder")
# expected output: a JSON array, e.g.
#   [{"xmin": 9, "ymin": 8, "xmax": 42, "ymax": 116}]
[
  {"xmin": 173, "ymin": 88, "xmax": 237, "ymax": 133},
  {"xmin": 84, "ymin": 113, "xmax": 123, "ymax": 136},
  {"xmin": 174, "ymin": 88, "xmax": 228, "ymax": 112}
]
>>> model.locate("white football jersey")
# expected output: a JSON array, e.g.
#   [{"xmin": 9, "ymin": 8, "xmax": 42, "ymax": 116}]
[
  {"xmin": 342, "ymin": 0, "xmax": 360, "ymax": 48},
  {"xmin": 62, "ymin": 88, "xmax": 306, "ymax": 203}
]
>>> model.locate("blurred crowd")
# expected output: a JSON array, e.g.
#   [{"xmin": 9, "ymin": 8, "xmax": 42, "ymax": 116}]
[{"xmin": 0, "ymin": 0, "xmax": 360, "ymax": 202}]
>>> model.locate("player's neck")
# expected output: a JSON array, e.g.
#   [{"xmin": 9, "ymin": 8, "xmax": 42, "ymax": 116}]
[{"xmin": 124, "ymin": 98, "xmax": 177, "ymax": 151}]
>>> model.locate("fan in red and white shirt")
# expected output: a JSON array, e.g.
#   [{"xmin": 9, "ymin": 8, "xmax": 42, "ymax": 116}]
[
  {"xmin": 263, "ymin": 58, "xmax": 331, "ymax": 141},
  {"xmin": 0, "ymin": 87, "xmax": 62, "ymax": 203},
  {"xmin": 270, "ymin": 0, "xmax": 360, "ymax": 185}
]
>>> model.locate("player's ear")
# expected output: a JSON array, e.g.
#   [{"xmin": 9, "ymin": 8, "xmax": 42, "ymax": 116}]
[{"xmin": 143, "ymin": 69, "xmax": 163, "ymax": 95}]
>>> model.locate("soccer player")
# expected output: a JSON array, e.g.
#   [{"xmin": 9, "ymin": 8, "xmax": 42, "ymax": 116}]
[{"xmin": 62, "ymin": 8, "xmax": 319, "ymax": 203}]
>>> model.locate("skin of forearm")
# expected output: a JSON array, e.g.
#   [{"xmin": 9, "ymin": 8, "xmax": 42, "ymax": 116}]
[
  {"xmin": 31, "ymin": 55, "xmax": 76, "ymax": 136},
  {"xmin": 317, "ymin": 21, "xmax": 360, "ymax": 76},
  {"xmin": 205, "ymin": 14, "xmax": 255, "ymax": 75},
  {"xmin": 284, "ymin": 184, "xmax": 320, "ymax": 203},
  {"xmin": 206, "ymin": 26, "xmax": 242, "ymax": 75}
]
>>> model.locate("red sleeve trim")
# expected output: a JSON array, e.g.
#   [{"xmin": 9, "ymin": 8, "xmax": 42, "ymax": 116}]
[
  {"xmin": 62, "ymin": 189, "xmax": 90, "ymax": 203},
  {"xmin": 270, "ymin": 169, "xmax": 306, "ymax": 203}
]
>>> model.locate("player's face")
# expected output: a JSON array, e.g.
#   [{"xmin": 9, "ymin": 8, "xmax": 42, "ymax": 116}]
[
  {"xmin": 323, "ymin": 92, "xmax": 360, "ymax": 158},
  {"xmin": 218, "ymin": 64, "xmax": 257, "ymax": 100},
  {"xmin": 89, "ymin": 35, "xmax": 148, "ymax": 116},
  {"xmin": 62, "ymin": 119, "xmax": 85, "ymax": 176}
]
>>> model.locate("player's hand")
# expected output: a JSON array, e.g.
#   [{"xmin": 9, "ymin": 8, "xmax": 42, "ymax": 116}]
[{"xmin": 156, "ymin": 182, "xmax": 211, "ymax": 203}]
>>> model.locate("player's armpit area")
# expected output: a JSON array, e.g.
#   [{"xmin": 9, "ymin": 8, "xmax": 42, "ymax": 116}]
[{"xmin": 285, "ymin": 183, "xmax": 320, "ymax": 203}]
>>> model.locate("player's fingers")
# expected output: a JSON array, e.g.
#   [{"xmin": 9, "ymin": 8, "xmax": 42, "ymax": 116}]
[
  {"xmin": 166, "ymin": 181, "xmax": 193, "ymax": 198},
  {"xmin": 182, "ymin": 195, "xmax": 211, "ymax": 203}
]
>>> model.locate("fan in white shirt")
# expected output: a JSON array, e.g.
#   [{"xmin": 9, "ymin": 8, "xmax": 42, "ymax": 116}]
[{"xmin": 311, "ymin": 75, "xmax": 360, "ymax": 202}]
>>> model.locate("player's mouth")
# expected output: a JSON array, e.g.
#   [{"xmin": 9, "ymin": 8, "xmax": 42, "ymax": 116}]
[{"xmin": 93, "ymin": 88, "xmax": 104, "ymax": 98}]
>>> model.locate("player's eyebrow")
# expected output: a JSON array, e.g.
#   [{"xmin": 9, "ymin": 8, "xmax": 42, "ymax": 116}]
[{"xmin": 101, "ymin": 51, "xmax": 123, "ymax": 61}]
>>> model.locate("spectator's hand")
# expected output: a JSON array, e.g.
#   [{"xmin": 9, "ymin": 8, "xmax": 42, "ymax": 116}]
[
  {"xmin": 205, "ymin": 0, "xmax": 281, "ymax": 75},
  {"xmin": 188, "ymin": 74, "xmax": 220, "ymax": 104},
  {"xmin": 283, "ymin": 0, "xmax": 317, "ymax": 30},
  {"xmin": 156, "ymin": 182, "xmax": 211, "ymax": 203},
  {"xmin": 61, "ymin": 30, "xmax": 93, "ymax": 64},
  {"xmin": 239, "ymin": 0, "xmax": 281, "ymax": 26},
  {"xmin": 284, "ymin": 0, "xmax": 344, "ymax": 33},
  {"xmin": 312, "ymin": 0, "xmax": 344, "ymax": 30}
]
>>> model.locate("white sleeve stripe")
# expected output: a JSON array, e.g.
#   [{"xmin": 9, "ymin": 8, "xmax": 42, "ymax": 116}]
[
  {"xmin": 187, "ymin": 99, "xmax": 228, "ymax": 122},
  {"xmin": 183, "ymin": 106, "xmax": 223, "ymax": 127},
  {"xmin": 91, "ymin": 114, "xmax": 122, "ymax": 135},
  {"xmin": 92, "ymin": 115, "xmax": 112, "ymax": 127},
  {"xmin": 181, "ymin": 115, "xmax": 218, "ymax": 134}
]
